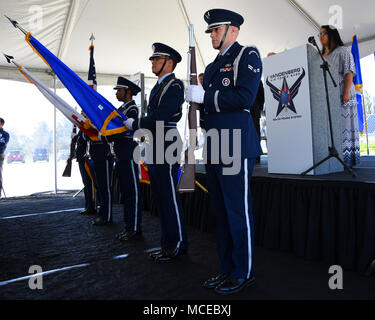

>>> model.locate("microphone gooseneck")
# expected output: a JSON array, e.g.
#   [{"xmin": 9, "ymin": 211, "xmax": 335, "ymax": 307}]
[{"xmin": 308, "ymin": 36, "xmax": 316, "ymax": 46}]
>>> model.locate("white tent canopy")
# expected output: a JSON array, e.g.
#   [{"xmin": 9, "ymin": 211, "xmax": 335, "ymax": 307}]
[{"xmin": 0, "ymin": 0, "xmax": 374, "ymax": 88}]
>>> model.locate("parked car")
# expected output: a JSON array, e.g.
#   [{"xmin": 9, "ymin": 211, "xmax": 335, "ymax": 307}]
[
  {"xmin": 33, "ymin": 148, "xmax": 49, "ymax": 162},
  {"xmin": 7, "ymin": 150, "xmax": 25, "ymax": 163}
]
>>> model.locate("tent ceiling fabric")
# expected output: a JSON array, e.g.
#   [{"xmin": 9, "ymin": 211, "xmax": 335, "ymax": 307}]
[{"xmin": 0, "ymin": 0, "xmax": 374, "ymax": 86}]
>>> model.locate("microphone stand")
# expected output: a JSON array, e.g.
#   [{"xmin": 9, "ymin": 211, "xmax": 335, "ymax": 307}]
[{"xmin": 301, "ymin": 37, "xmax": 357, "ymax": 177}]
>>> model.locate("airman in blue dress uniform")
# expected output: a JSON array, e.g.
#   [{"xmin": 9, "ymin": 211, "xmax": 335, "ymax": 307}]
[
  {"xmin": 88, "ymin": 125, "xmax": 113, "ymax": 226},
  {"xmin": 73, "ymin": 129, "xmax": 96, "ymax": 215},
  {"xmin": 111, "ymin": 77, "xmax": 143, "ymax": 241},
  {"xmin": 0, "ymin": 117, "xmax": 10, "ymax": 196},
  {"xmin": 123, "ymin": 43, "xmax": 188, "ymax": 263},
  {"xmin": 186, "ymin": 9, "xmax": 263, "ymax": 294}
]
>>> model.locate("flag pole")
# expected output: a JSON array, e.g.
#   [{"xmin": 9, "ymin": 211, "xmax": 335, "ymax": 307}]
[
  {"xmin": 4, "ymin": 15, "xmax": 28, "ymax": 35},
  {"xmin": 53, "ymin": 75, "xmax": 58, "ymax": 194},
  {"xmin": 90, "ymin": 33, "xmax": 95, "ymax": 46},
  {"xmin": 362, "ymin": 93, "xmax": 370, "ymax": 155}
]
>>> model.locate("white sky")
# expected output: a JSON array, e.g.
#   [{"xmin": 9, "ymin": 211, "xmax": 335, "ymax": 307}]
[{"xmin": 361, "ymin": 54, "xmax": 375, "ymax": 98}]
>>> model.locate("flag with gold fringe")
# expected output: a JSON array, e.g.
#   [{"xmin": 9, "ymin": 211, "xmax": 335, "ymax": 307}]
[{"xmin": 25, "ymin": 32, "xmax": 127, "ymax": 136}]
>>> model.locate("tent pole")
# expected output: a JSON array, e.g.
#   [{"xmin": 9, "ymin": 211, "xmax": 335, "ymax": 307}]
[
  {"xmin": 57, "ymin": 0, "xmax": 78, "ymax": 61},
  {"xmin": 344, "ymin": 34, "xmax": 375, "ymax": 47},
  {"xmin": 53, "ymin": 76, "xmax": 57, "ymax": 194},
  {"xmin": 177, "ymin": 0, "xmax": 206, "ymax": 69},
  {"xmin": 287, "ymin": 0, "xmax": 320, "ymax": 30}
]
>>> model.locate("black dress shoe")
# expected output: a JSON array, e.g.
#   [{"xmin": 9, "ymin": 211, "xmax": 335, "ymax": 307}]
[
  {"xmin": 148, "ymin": 247, "xmax": 178, "ymax": 260},
  {"xmin": 214, "ymin": 276, "xmax": 255, "ymax": 295},
  {"xmin": 79, "ymin": 209, "xmax": 97, "ymax": 215},
  {"xmin": 115, "ymin": 230, "xmax": 127, "ymax": 239},
  {"xmin": 118, "ymin": 230, "xmax": 142, "ymax": 241},
  {"xmin": 203, "ymin": 274, "xmax": 229, "ymax": 289},
  {"xmin": 148, "ymin": 249, "xmax": 163, "ymax": 260},
  {"xmin": 152, "ymin": 248, "xmax": 188, "ymax": 263},
  {"xmin": 92, "ymin": 218, "xmax": 112, "ymax": 226}
]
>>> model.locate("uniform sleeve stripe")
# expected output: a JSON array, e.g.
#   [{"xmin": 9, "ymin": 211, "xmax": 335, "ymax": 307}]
[
  {"xmin": 214, "ymin": 90, "xmax": 220, "ymax": 112},
  {"xmin": 233, "ymin": 46, "xmax": 248, "ymax": 87},
  {"xmin": 249, "ymin": 50, "xmax": 260, "ymax": 58}
]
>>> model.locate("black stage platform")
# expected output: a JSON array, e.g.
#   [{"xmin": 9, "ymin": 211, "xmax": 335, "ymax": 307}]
[{"xmin": 176, "ymin": 161, "xmax": 375, "ymax": 276}]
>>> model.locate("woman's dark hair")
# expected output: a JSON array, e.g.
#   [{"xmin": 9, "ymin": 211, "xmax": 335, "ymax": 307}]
[
  {"xmin": 321, "ymin": 25, "xmax": 344, "ymax": 54},
  {"xmin": 0, "ymin": 118, "xmax": 4, "ymax": 125}
]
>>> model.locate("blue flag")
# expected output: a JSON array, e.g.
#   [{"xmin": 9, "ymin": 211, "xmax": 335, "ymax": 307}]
[
  {"xmin": 25, "ymin": 32, "xmax": 127, "ymax": 136},
  {"xmin": 351, "ymin": 34, "xmax": 364, "ymax": 135}
]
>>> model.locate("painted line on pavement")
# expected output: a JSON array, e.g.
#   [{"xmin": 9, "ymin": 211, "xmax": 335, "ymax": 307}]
[
  {"xmin": 113, "ymin": 253, "xmax": 130, "ymax": 260},
  {"xmin": 0, "ymin": 252, "xmax": 133, "ymax": 287},
  {"xmin": 0, "ymin": 208, "xmax": 84, "ymax": 220},
  {"xmin": 0, "ymin": 263, "xmax": 90, "ymax": 287}
]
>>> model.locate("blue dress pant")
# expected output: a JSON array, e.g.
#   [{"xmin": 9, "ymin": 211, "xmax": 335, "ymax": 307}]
[
  {"xmin": 92, "ymin": 157, "xmax": 113, "ymax": 222},
  {"xmin": 147, "ymin": 163, "xmax": 188, "ymax": 251},
  {"xmin": 116, "ymin": 159, "xmax": 142, "ymax": 232},
  {"xmin": 205, "ymin": 158, "xmax": 256, "ymax": 279},
  {"xmin": 78, "ymin": 158, "xmax": 95, "ymax": 211}
]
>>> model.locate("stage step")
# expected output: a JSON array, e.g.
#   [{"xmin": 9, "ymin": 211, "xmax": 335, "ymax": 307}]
[{"xmin": 357, "ymin": 156, "xmax": 375, "ymax": 168}]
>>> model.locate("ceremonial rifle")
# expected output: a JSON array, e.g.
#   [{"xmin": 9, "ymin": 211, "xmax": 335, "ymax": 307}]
[{"xmin": 177, "ymin": 25, "xmax": 199, "ymax": 193}]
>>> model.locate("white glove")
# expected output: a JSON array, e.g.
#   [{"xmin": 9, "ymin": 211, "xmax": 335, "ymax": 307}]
[
  {"xmin": 185, "ymin": 84, "xmax": 205, "ymax": 104},
  {"xmin": 123, "ymin": 118, "xmax": 134, "ymax": 130},
  {"xmin": 197, "ymin": 133, "xmax": 205, "ymax": 150}
]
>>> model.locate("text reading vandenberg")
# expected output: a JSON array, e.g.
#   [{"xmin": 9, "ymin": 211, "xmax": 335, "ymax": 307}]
[{"xmin": 269, "ymin": 67, "xmax": 301, "ymax": 79}]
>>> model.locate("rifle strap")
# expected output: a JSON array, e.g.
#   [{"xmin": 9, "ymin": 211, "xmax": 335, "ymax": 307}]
[
  {"xmin": 233, "ymin": 45, "xmax": 259, "ymax": 87},
  {"xmin": 156, "ymin": 74, "xmax": 175, "ymax": 106}
]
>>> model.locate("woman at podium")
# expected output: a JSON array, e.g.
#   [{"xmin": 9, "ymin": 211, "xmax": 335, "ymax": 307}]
[{"xmin": 319, "ymin": 25, "xmax": 360, "ymax": 168}]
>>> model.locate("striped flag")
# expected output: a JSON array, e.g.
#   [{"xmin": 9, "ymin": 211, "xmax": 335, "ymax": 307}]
[
  {"xmin": 351, "ymin": 34, "xmax": 364, "ymax": 135},
  {"xmin": 88, "ymin": 35, "xmax": 97, "ymax": 91},
  {"xmin": 15, "ymin": 61, "xmax": 98, "ymax": 140}
]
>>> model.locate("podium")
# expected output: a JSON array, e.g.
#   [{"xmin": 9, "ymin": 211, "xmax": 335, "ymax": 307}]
[{"xmin": 263, "ymin": 44, "xmax": 344, "ymax": 175}]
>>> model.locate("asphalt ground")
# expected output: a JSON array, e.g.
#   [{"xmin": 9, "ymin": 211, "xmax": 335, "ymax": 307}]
[{"xmin": 0, "ymin": 193, "xmax": 374, "ymax": 304}]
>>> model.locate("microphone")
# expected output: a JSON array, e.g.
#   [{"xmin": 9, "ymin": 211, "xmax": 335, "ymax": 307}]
[{"xmin": 308, "ymin": 36, "xmax": 317, "ymax": 46}]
